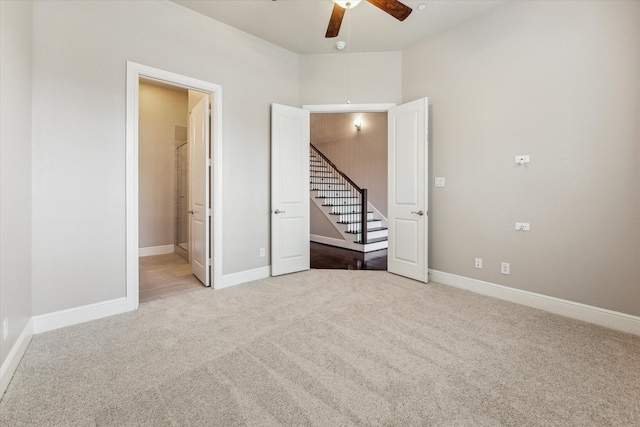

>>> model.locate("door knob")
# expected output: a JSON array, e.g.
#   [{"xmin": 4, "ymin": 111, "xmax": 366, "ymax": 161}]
[
  {"xmin": 274, "ymin": 209, "xmax": 286, "ymax": 214},
  {"xmin": 188, "ymin": 210, "xmax": 194, "ymax": 214},
  {"xmin": 412, "ymin": 210, "xmax": 424, "ymax": 216}
]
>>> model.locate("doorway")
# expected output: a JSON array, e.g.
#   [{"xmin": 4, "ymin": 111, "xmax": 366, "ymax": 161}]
[
  {"xmin": 309, "ymin": 110, "xmax": 389, "ymax": 270},
  {"xmin": 137, "ymin": 79, "xmax": 209, "ymax": 302},
  {"xmin": 125, "ymin": 62, "xmax": 223, "ymax": 311},
  {"xmin": 271, "ymin": 101, "xmax": 429, "ymax": 283}
]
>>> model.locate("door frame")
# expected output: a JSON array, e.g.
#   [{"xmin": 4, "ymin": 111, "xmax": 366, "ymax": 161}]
[{"xmin": 126, "ymin": 61, "xmax": 223, "ymax": 311}]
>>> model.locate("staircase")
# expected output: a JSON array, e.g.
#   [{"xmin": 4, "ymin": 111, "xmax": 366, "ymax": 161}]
[{"xmin": 310, "ymin": 145, "xmax": 388, "ymax": 253}]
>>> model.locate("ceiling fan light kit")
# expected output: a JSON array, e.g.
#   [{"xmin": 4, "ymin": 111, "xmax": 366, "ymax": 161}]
[{"xmin": 332, "ymin": 0, "xmax": 363, "ymax": 8}]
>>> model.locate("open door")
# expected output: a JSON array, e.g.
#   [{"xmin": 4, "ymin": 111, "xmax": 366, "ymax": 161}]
[
  {"xmin": 388, "ymin": 98, "xmax": 429, "ymax": 282},
  {"xmin": 189, "ymin": 95, "xmax": 210, "ymax": 286},
  {"xmin": 271, "ymin": 104, "xmax": 310, "ymax": 276}
]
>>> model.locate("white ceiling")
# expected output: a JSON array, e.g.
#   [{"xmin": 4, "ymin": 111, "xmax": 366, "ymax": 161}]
[{"xmin": 172, "ymin": 0, "xmax": 508, "ymax": 54}]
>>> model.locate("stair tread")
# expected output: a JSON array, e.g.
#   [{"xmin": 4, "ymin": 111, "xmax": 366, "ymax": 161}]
[
  {"xmin": 338, "ymin": 219, "xmax": 382, "ymax": 224},
  {"xmin": 346, "ymin": 227, "xmax": 388, "ymax": 234},
  {"xmin": 316, "ymin": 196, "xmax": 357, "ymax": 199},
  {"xmin": 354, "ymin": 237, "xmax": 389, "ymax": 244},
  {"xmin": 328, "ymin": 207, "xmax": 373, "ymax": 210}
]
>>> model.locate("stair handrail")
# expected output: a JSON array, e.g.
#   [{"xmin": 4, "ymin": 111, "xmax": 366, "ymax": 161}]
[{"xmin": 310, "ymin": 144, "xmax": 368, "ymax": 244}]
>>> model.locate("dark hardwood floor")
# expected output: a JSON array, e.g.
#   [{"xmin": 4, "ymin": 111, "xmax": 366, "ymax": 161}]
[{"xmin": 310, "ymin": 242, "xmax": 387, "ymax": 270}]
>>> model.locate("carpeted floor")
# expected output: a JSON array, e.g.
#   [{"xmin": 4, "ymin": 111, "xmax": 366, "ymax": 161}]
[{"xmin": 1, "ymin": 270, "xmax": 639, "ymax": 426}]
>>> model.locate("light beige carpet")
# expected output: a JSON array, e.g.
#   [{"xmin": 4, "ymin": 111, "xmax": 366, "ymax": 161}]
[{"xmin": 1, "ymin": 270, "xmax": 639, "ymax": 426}]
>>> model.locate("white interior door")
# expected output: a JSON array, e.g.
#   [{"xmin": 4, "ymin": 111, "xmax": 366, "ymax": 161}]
[
  {"xmin": 189, "ymin": 95, "xmax": 210, "ymax": 285},
  {"xmin": 388, "ymin": 98, "xmax": 429, "ymax": 282},
  {"xmin": 271, "ymin": 104, "xmax": 310, "ymax": 276}
]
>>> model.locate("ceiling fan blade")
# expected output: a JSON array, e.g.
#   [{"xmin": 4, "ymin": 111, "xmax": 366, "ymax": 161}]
[
  {"xmin": 325, "ymin": 3, "xmax": 346, "ymax": 38},
  {"xmin": 366, "ymin": 0, "xmax": 412, "ymax": 21}
]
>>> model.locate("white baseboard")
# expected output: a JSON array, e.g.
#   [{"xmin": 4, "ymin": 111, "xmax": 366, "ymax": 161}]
[
  {"xmin": 139, "ymin": 245, "xmax": 174, "ymax": 257},
  {"xmin": 218, "ymin": 266, "xmax": 271, "ymax": 290},
  {"xmin": 429, "ymin": 270, "xmax": 640, "ymax": 336},
  {"xmin": 1, "ymin": 318, "xmax": 33, "ymax": 398},
  {"xmin": 32, "ymin": 297, "xmax": 129, "ymax": 334}
]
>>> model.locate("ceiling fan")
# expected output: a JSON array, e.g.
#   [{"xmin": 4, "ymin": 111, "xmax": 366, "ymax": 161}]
[{"xmin": 326, "ymin": 0, "xmax": 413, "ymax": 38}]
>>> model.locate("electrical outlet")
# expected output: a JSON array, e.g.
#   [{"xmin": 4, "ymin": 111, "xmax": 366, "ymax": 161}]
[
  {"xmin": 515, "ymin": 222, "xmax": 530, "ymax": 231},
  {"xmin": 3, "ymin": 318, "xmax": 8, "ymax": 340},
  {"xmin": 501, "ymin": 262, "xmax": 510, "ymax": 275},
  {"xmin": 259, "ymin": 248, "xmax": 265, "ymax": 257},
  {"xmin": 434, "ymin": 177, "xmax": 445, "ymax": 187},
  {"xmin": 475, "ymin": 258, "xmax": 482, "ymax": 269}
]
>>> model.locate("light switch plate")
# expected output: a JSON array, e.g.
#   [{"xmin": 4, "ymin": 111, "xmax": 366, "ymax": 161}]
[{"xmin": 434, "ymin": 177, "xmax": 445, "ymax": 187}]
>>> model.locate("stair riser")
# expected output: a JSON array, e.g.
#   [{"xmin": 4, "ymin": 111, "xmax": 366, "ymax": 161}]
[
  {"xmin": 361, "ymin": 240, "xmax": 388, "ymax": 252},
  {"xmin": 310, "ymin": 177, "xmax": 340, "ymax": 184},
  {"xmin": 322, "ymin": 198, "xmax": 359, "ymax": 205},
  {"xmin": 335, "ymin": 212, "xmax": 373, "ymax": 222},
  {"xmin": 345, "ymin": 221, "xmax": 383, "ymax": 232},
  {"xmin": 315, "ymin": 190, "xmax": 354, "ymax": 198},
  {"xmin": 329, "ymin": 206, "xmax": 365, "ymax": 214},
  {"xmin": 310, "ymin": 172, "xmax": 333, "ymax": 177},
  {"xmin": 311, "ymin": 186, "xmax": 347, "ymax": 193},
  {"xmin": 337, "ymin": 215, "xmax": 367, "ymax": 224}
]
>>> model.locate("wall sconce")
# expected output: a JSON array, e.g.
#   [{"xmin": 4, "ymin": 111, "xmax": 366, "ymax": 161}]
[{"xmin": 354, "ymin": 119, "xmax": 362, "ymax": 131}]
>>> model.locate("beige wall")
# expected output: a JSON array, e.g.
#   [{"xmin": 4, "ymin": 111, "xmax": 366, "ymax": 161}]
[
  {"xmin": 403, "ymin": 0, "xmax": 640, "ymax": 316},
  {"xmin": 0, "ymin": 0, "xmax": 33, "ymax": 376},
  {"xmin": 30, "ymin": 0, "xmax": 299, "ymax": 315},
  {"xmin": 138, "ymin": 82, "xmax": 188, "ymax": 249},
  {"xmin": 312, "ymin": 112, "xmax": 388, "ymax": 217},
  {"xmin": 310, "ymin": 203, "xmax": 343, "ymax": 239},
  {"xmin": 299, "ymin": 52, "xmax": 401, "ymax": 105}
]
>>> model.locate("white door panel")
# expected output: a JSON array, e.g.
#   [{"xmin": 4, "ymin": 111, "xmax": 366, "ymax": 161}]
[
  {"xmin": 190, "ymin": 95, "xmax": 210, "ymax": 285},
  {"xmin": 388, "ymin": 98, "xmax": 428, "ymax": 282},
  {"xmin": 271, "ymin": 104, "xmax": 310, "ymax": 276},
  {"xmin": 393, "ymin": 218, "xmax": 419, "ymax": 263}
]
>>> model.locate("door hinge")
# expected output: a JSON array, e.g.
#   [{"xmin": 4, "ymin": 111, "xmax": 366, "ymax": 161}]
[
  {"xmin": 208, "ymin": 258, "xmax": 212, "ymax": 266},
  {"xmin": 207, "ymin": 158, "xmax": 211, "ymax": 167},
  {"xmin": 207, "ymin": 109, "xmax": 212, "ymax": 117},
  {"xmin": 207, "ymin": 208, "xmax": 212, "ymax": 216}
]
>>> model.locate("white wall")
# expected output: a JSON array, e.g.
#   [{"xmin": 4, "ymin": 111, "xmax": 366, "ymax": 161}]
[
  {"xmin": 0, "ymin": 0, "xmax": 33, "ymax": 376},
  {"xmin": 299, "ymin": 51, "xmax": 401, "ymax": 105},
  {"xmin": 30, "ymin": 0, "xmax": 299, "ymax": 315},
  {"xmin": 138, "ymin": 82, "xmax": 188, "ymax": 249},
  {"xmin": 403, "ymin": 0, "xmax": 640, "ymax": 316}
]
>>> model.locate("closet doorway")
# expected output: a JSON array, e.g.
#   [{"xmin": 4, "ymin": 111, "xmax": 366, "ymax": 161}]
[
  {"xmin": 137, "ymin": 80, "xmax": 209, "ymax": 303},
  {"xmin": 125, "ymin": 62, "xmax": 223, "ymax": 311}
]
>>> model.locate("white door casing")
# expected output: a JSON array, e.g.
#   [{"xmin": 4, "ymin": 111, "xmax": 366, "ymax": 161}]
[
  {"xmin": 190, "ymin": 95, "xmax": 210, "ymax": 286},
  {"xmin": 271, "ymin": 104, "xmax": 310, "ymax": 276},
  {"xmin": 127, "ymin": 62, "xmax": 222, "ymax": 310},
  {"xmin": 387, "ymin": 98, "xmax": 429, "ymax": 282}
]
